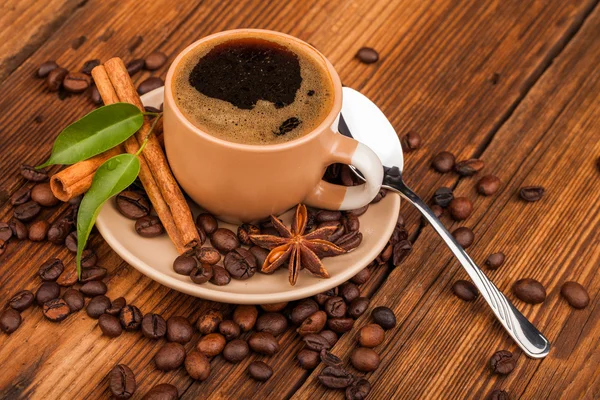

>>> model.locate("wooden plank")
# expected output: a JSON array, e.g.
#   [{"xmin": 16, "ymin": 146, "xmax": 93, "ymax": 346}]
[{"xmin": 293, "ymin": 4, "xmax": 600, "ymax": 399}]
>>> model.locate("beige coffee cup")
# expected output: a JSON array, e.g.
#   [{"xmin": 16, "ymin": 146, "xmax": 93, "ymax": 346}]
[{"xmin": 164, "ymin": 29, "xmax": 383, "ymax": 223}]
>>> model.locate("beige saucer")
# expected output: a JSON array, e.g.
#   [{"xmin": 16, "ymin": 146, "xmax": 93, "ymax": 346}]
[{"xmin": 95, "ymin": 87, "xmax": 400, "ymax": 304}]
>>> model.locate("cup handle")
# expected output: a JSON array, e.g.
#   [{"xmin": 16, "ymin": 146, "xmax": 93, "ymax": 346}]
[{"xmin": 304, "ymin": 133, "xmax": 383, "ymax": 210}]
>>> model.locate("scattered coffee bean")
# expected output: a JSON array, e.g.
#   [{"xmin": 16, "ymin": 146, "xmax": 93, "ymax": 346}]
[
  {"xmin": 135, "ymin": 215, "xmax": 164, "ymax": 237},
  {"xmin": 297, "ymin": 310, "xmax": 328, "ymax": 336},
  {"xmin": 401, "ymin": 131, "xmax": 422, "ymax": 152},
  {"xmin": 126, "ymin": 59, "xmax": 145, "ymax": 76},
  {"xmin": 0, "ymin": 309, "xmax": 21, "ymax": 334},
  {"xmin": 9, "ymin": 290, "xmax": 34, "ymax": 312},
  {"xmin": 512, "ymin": 278, "xmax": 546, "ymax": 304},
  {"xmin": 210, "ymin": 265, "xmax": 231, "ymax": 286},
  {"xmin": 248, "ymin": 331, "xmax": 280, "ymax": 355},
  {"xmin": 87, "ymin": 295, "xmax": 111, "ymax": 318},
  {"xmin": 80, "ymin": 281, "xmax": 108, "ymax": 297},
  {"xmin": 20, "ymin": 164, "xmax": 48, "ymax": 182},
  {"xmin": 39, "ymin": 258, "xmax": 64, "ymax": 281},
  {"xmin": 36, "ymin": 282, "xmax": 60, "ymax": 305},
  {"xmin": 107, "ymin": 297, "xmax": 126, "ymax": 316},
  {"xmin": 63, "ymin": 72, "xmax": 91, "ymax": 93},
  {"xmin": 38, "ymin": 61, "xmax": 59, "ymax": 78},
  {"xmin": 80, "ymin": 249, "xmax": 98, "ymax": 268},
  {"xmin": 346, "ymin": 378, "xmax": 371, "ymax": 400},
  {"xmin": 297, "ymin": 349, "xmax": 320, "ymax": 369},
  {"xmin": 348, "ymin": 297, "xmax": 370, "ymax": 319},
  {"xmin": 316, "ymin": 210, "xmax": 342, "ymax": 223},
  {"xmin": 260, "ymin": 302, "xmax": 288, "ymax": 312},
  {"xmin": 455, "ymin": 159, "xmax": 484, "ymax": 176},
  {"xmin": 318, "ymin": 366, "xmax": 354, "ymax": 389},
  {"xmin": 219, "ymin": 320, "xmax": 241, "ymax": 340},
  {"xmin": 351, "ymin": 347, "xmax": 380, "ymax": 372},
  {"xmin": 449, "ymin": 197, "xmax": 473, "ymax": 220},
  {"xmin": 486, "ymin": 252, "xmax": 505, "ymax": 269},
  {"xmin": 185, "ymin": 351, "xmax": 211, "ymax": 381},
  {"xmin": 432, "ymin": 188, "xmax": 453, "ymax": 209},
  {"xmin": 47, "ymin": 217, "xmax": 74, "ymax": 244},
  {"xmin": 351, "ymin": 268, "xmax": 371, "ymax": 285},
  {"xmin": 490, "ymin": 350, "xmax": 516, "ymax": 375},
  {"xmin": 29, "ymin": 220, "xmax": 50, "ymax": 241},
  {"xmin": 120, "ymin": 305, "xmax": 143, "ymax": 330},
  {"xmin": 110, "ymin": 364, "xmax": 136, "ymax": 399},
  {"xmin": 560, "ymin": 281, "xmax": 589, "ymax": 309},
  {"xmin": 81, "ymin": 59, "xmax": 100, "ymax": 75},
  {"xmin": 91, "ymin": 85, "xmax": 102, "ymax": 105},
  {"xmin": 173, "ymin": 255, "xmax": 197, "ymax": 275},
  {"xmin": 340, "ymin": 282, "xmax": 360, "ymax": 303},
  {"xmin": 196, "ymin": 247, "xmax": 221, "ymax": 265},
  {"xmin": 291, "ymin": 299, "xmax": 320, "ymax": 325},
  {"xmin": 223, "ymin": 339, "xmax": 250, "ymax": 363},
  {"xmin": 314, "ymin": 287, "xmax": 339, "ymax": 306},
  {"xmin": 142, "ymin": 383, "xmax": 178, "ymax": 400},
  {"xmin": 141, "ymin": 313, "xmax": 167, "ymax": 339},
  {"xmin": 520, "ymin": 186, "xmax": 545, "ymax": 202},
  {"xmin": 477, "ymin": 175, "xmax": 501, "ymax": 196},
  {"xmin": 196, "ymin": 213, "xmax": 218, "ymax": 235},
  {"xmin": 166, "ymin": 316, "xmax": 193, "ymax": 344},
  {"xmin": 14, "ymin": 201, "xmax": 41, "ymax": 222},
  {"xmin": 320, "ymin": 349, "xmax": 343, "ymax": 367},
  {"xmin": 347, "ymin": 205, "xmax": 369, "ymax": 217},
  {"xmin": 452, "ymin": 226, "xmax": 474, "ymax": 248},
  {"xmin": 248, "ymin": 361, "xmax": 272, "ymax": 381},
  {"xmin": 256, "ymin": 312, "xmax": 288, "ymax": 336},
  {"xmin": 197, "ymin": 333, "xmax": 226, "ymax": 357},
  {"xmin": 46, "ymin": 67, "xmax": 68, "ymax": 91},
  {"xmin": 431, "ymin": 151, "xmax": 456, "ymax": 173},
  {"xmin": 63, "ymin": 288, "xmax": 85, "ymax": 312},
  {"xmin": 336, "ymin": 231, "xmax": 363, "ymax": 252},
  {"xmin": 210, "ymin": 228, "xmax": 240, "ymax": 254},
  {"xmin": 356, "ymin": 47, "xmax": 379, "ymax": 64},
  {"xmin": 145, "ymin": 52, "xmax": 168, "ymax": 70},
  {"xmin": 327, "ymin": 317, "xmax": 355, "ymax": 333},
  {"xmin": 224, "ymin": 248, "xmax": 257, "ymax": 279},
  {"xmin": 324, "ymin": 296, "xmax": 347, "ymax": 318},
  {"xmin": 357, "ymin": 324, "xmax": 385, "ymax": 348},
  {"xmin": 65, "ymin": 231, "xmax": 78, "ymax": 252},
  {"xmin": 487, "ymin": 389, "xmax": 510, "ymax": 400},
  {"xmin": 9, "ymin": 219, "xmax": 28, "ymax": 240},
  {"xmin": 155, "ymin": 342, "xmax": 186, "ymax": 371},
  {"xmin": 137, "ymin": 77, "xmax": 164, "ymax": 95},
  {"xmin": 99, "ymin": 314, "xmax": 123, "ymax": 337},
  {"xmin": 237, "ymin": 223, "xmax": 260, "ymax": 245},
  {"xmin": 190, "ymin": 263, "xmax": 213, "ymax": 284},
  {"xmin": 116, "ymin": 191, "xmax": 150, "ymax": 219},
  {"xmin": 452, "ymin": 280, "xmax": 478, "ymax": 301},
  {"xmin": 0, "ymin": 223, "xmax": 12, "ymax": 242},
  {"xmin": 10, "ymin": 186, "xmax": 31, "ymax": 206},
  {"xmin": 232, "ymin": 305, "xmax": 257, "ymax": 332},
  {"xmin": 303, "ymin": 333, "xmax": 331, "ymax": 352},
  {"xmin": 80, "ymin": 266, "xmax": 108, "ymax": 282},
  {"xmin": 371, "ymin": 306, "xmax": 396, "ymax": 330},
  {"xmin": 197, "ymin": 309, "xmax": 224, "ymax": 334}
]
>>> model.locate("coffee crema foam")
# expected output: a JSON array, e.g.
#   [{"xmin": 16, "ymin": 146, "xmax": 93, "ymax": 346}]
[{"xmin": 172, "ymin": 35, "xmax": 334, "ymax": 145}]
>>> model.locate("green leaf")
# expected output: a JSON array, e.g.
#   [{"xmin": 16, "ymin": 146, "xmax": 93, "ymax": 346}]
[
  {"xmin": 76, "ymin": 154, "xmax": 140, "ymax": 276},
  {"xmin": 38, "ymin": 103, "xmax": 143, "ymax": 168}
]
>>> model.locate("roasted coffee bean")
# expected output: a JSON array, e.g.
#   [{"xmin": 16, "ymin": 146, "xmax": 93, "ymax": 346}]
[
  {"xmin": 9, "ymin": 290, "xmax": 34, "ymax": 312},
  {"xmin": 210, "ymin": 265, "xmax": 231, "ymax": 286},
  {"xmin": 237, "ymin": 223, "xmax": 260, "ymax": 245},
  {"xmin": 39, "ymin": 258, "xmax": 64, "ymax": 281},
  {"xmin": 0, "ymin": 239, "xmax": 6, "ymax": 255},
  {"xmin": 351, "ymin": 347, "xmax": 380, "ymax": 372},
  {"xmin": 347, "ymin": 205, "xmax": 369, "ymax": 217},
  {"xmin": 223, "ymin": 339, "xmax": 250, "ymax": 363},
  {"xmin": 9, "ymin": 219, "xmax": 28, "ymax": 240},
  {"xmin": 431, "ymin": 151, "xmax": 456, "ymax": 173},
  {"xmin": 433, "ymin": 187, "xmax": 454, "ymax": 208},
  {"xmin": 297, "ymin": 310, "xmax": 327, "ymax": 336},
  {"xmin": 260, "ymin": 302, "xmax": 288, "ymax": 312},
  {"xmin": 346, "ymin": 379, "xmax": 371, "ymax": 400},
  {"xmin": 357, "ymin": 324, "xmax": 385, "ymax": 348},
  {"xmin": 116, "ymin": 191, "xmax": 150, "ymax": 219},
  {"xmin": 65, "ymin": 231, "xmax": 78, "ymax": 252},
  {"xmin": 36, "ymin": 282, "xmax": 60, "ymax": 305},
  {"xmin": 348, "ymin": 297, "xmax": 370, "ymax": 319},
  {"xmin": 336, "ymin": 231, "xmax": 363, "ymax": 252},
  {"xmin": 324, "ymin": 296, "xmax": 347, "ymax": 318},
  {"xmin": 135, "ymin": 215, "xmax": 164, "ymax": 237},
  {"xmin": 452, "ymin": 227, "xmax": 474, "ymax": 248},
  {"xmin": 155, "ymin": 342, "xmax": 186, "ymax": 371},
  {"xmin": 343, "ymin": 214, "xmax": 360, "ymax": 233},
  {"xmin": 452, "ymin": 280, "xmax": 478, "ymax": 301},
  {"xmin": 80, "ymin": 281, "xmax": 108, "ymax": 297},
  {"xmin": 303, "ymin": 333, "xmax": 331, "ymax": 352},
  {"xmin": 173, "ymin": 255, "xmax": 197, "ymax": 275},
  {"xmin": 232, "ymin": 305, "xmax": 257, "ymax": 331},
  {"xmin": 0, "ymin": 309, "xmax": 21, "ymax": 334},
  {"xmin": 291, "ymin": 299, "xmax": 319, "ymax": 325},
  {"xmin": 107, "ymin": 297, "xmax": 126, "ymax": 316},
  {"xmin": 63, "ymin": 288, "xmax": 85, "ymax": 312},
  {"xmin": 47, "ymin": 217, "xmax": 74, "ymax": 244},
  {"xmin": 512, "ymin": 278, "xmax": 546, "ymax": 304},
  {"xmin": 224, "ymin": 248, "xmax": 256, "ymax": 279},
  {"xmin": 248, "ymin": 361, "xmax": 272, "ymax": 381},
  {"xmin": 327, "ymin": 317, "xmax": 354, "ymax": 333},
  {"xmin": 99, "ymin": 314, "xmax": 123, "ymax": 337},
  {"xmin": 219, "ymin": 320, "xmax": 241, "ymax": 340},
  {"xmin": 351, "ymin": 268, "xmax": 370, "ymax": 285},
  {"xmin": 328, "ymin": 223, "xmax": 346, "ymax": 243},
  {"xmin": 31, "ymin": 182, "xmax": 58, "ymax": 207},
  {"xmin": 126, "ymin": 59, "xmax": 145, "ymax": 76},
  {"xmin": 392, "ymin": 239, "xmax": 412, "ymax": 266},
  {"xmin": 63, "ymin": 72, "xmax": 91, "ymax": 93},
  {"xmin": 185, "ymin": 351, "xmax": 211, "ymax": 381},
  {"xmin": 197, "ymin": 333, "xmax": 226, "ymax": 357},
  {"xmin": 248, "ymin": 332, "xmax": 280, "ymax": 355},
  {"xmin": 196, "ymin": 213, "xmax": 218, "ymax": 235},
  {"xmin": 80, "ymin": 249, "xmax": 98, "ymax": 268},
  {"xmin": 210, "ymin": 228, "xmax": 240, "ymax": 253},
  {"xmin": 166, "ymin": 316, "xmax": 193, "ymax": 344},
  {"xmin": 197, "ymin": 309, "xmax": 223, "ymax": 334},
  {"xmin": 80, "ymin": 266, "xmax": 108, "ymax": 282},
  {"xmin": 487, "ymin": 389, "xmax": 510, "ymax": 400},
  {"xmin": 46, "ymin": 67, "xmax": 68, "ymax": 91},
  {"xmin": 340, "ymin": 282, "xmax": 360, "ymax": 303},
  {"xmin": 29, "ymin": 220, "xmax": 50, "ymax": 241},
  {"xmin": 196, "ymin": 247, "xmax": 221, "ymax": 265},
  {"xmin": 256, "ymin": 312, "xmax": 288, "ymax": 336},
  {"xmin": 477, "ymin": 175, "xmax": 501, "ymax": 196},
  {"xmin": 449, "ymin": 197, "xmax": 473, "ymax": 220},
  {"xmin": 314, "ymin": 287, "xmax": 339, "ymax": 306},
  {"xmin": 141, "ymin": 313, "xmax": 167, "ymax": 339},
  {"xmin": 356, "ymin": 47, "xmax": 379, "ymax": 64},
  {"xmin": 320, "ymin": 349, "xmax": 343, "ymax": 367},
  {"xmin": 38, "ymin": 61, "xmax": 59, "ymax": 78},
  {"xmin": 318, "ymin": 366, "xmax": 354, "ymax": 389},
  {"xmin": 190, "ymin": 264, "xmax": 213, "ymax": 284},
  {"xmin": 401, "ymin": 131, "xmax": 422, "ymax": 152},
  {"xmin": 490, "ymin": 350, "xmax": 516, "ymax": 375},
  {"xmin": 91, "ymin": 85, "xmax": 102, "ymax": 104},
  {"xmin": 145, "ymin": 52, "xmax": 168, "ymax": 70},
  {"xmin": 14, "ymin": 201, "xmax": 41, "ymax": 221},
  {"xmin": 10, "ymin": 186, "xmax": 31, "ymax": 206},
  {"xmin": 486, "ymin": 252, "xmax": 506, "ymax": 269},
  {"xmin": 120, "ymin": 305, "xmax": 143, "ymax": 330},
  {"xmin": 41, "ymin": 298, "xmax": 69, "ymax": 322},
  {"xmin": 560, "ymin": 281, "xmax": 589, "ymax": 309},
  {"xmin": 371, "ymin": 306, "xmax": 396, "ymax": 330},
  {"xmin": 81, "ymin": 59, "xmax": 100, "ymax": 75},
  {"xmin": 110, "ymin": 364, "xmax": 136, "ymax": 399},
  {"xmin": 520, "ymin": 186, "xmax": 545, "ymax": 202},
  {"xmin": 137, "ymin": 77, "xmax": 164, "ymax": 95},
  {"xmin": 20, "ymin": 164, "xmax": 47, "ymax": 182},
  {"xmin": 87, "ymin": 295, "xmax": 111, "ymax": 318},
  {"xmin": 297, "ymin": 349, "xmax": 320, "ymax": 369},
  {"xmin": 142, "ymin": 384, "xmax": 179, "ymax": 400},
  {"xmin": 455, "ymin": 159, "xmax": 484, "ymax": 176},
  {"xmin": 316, "ymin": 210, "xmax": 342, "ymax": 223},
  {"xmin": 0, "ymin": 223, "xmax": 12, "ymax": 242}
]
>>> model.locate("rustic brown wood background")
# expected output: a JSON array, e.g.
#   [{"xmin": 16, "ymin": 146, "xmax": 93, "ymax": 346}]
[{"xmin": 0, "ymin": 0, "xmax": 599, "ymax": 399}]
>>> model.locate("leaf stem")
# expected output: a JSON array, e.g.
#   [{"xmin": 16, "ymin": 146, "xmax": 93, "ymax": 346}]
[
  {"xmin": 136, "ymin": 113, "xmax": 163, "ymax": 156},
  {"xmin": 142, "ymin": 111, "xmax": 162, "ymax": 117}
]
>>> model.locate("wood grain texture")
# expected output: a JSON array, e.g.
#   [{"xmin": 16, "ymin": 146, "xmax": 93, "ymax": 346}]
[{"xmin": 0, "ymin": 0, "xmax": 598, "ymax": 399}]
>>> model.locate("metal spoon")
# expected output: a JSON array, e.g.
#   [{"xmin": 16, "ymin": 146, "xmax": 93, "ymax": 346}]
[{"xmin": 340, "ymin": 87, "xmax": 550, "ymax": 358}]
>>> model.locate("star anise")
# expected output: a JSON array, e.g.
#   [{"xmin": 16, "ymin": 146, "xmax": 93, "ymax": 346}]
[{"xmin": 249, "ymin": 204, "xmax": 346, "ymax": 286}]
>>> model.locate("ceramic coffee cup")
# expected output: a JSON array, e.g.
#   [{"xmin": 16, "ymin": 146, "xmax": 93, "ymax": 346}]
[{"xmin": 164, "ymin": 29, "xmax": 383, "ymax": 223}]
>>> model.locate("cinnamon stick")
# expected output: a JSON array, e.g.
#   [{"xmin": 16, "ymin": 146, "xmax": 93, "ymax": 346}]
[
  {"xmin": 92, "ymin": 65, "xmax": 187, "ymax": 254},
  {"xmin": 104, "ymin": 57, "xmax": 199, "ymax": 249}
]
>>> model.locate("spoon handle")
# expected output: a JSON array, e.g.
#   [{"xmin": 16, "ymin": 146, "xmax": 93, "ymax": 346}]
[{"xmin": 387, "ymin": 180, "xmax": 550, "ymax": 358}]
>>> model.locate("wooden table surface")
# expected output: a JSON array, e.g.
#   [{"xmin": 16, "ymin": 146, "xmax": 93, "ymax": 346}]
[{"xmin": 1, "ymin": 0, "xmax": 599, "ymax": 399}]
